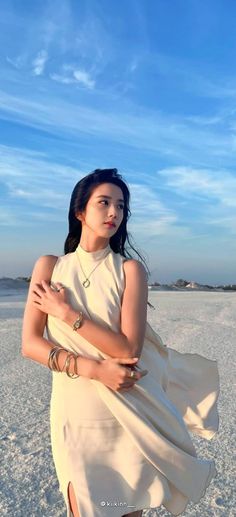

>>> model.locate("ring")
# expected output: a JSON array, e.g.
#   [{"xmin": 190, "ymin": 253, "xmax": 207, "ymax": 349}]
[
  {"xmin": 50, "ymin": 284, "xmax": 63, "ymax": 292},
  {"xmin": 130, "ymin": 370, "xmax": 135, "ymax": 379}
]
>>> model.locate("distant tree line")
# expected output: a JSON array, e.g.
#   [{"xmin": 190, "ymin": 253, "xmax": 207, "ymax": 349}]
[{"xmin": 150, "ymin": 278, "xmax": 236, "ymax": 291}]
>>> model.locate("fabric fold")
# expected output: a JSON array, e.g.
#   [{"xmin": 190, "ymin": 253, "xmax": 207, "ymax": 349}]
[{"xmin": 90, "ymin": 320, "xmax": 219, "ymax": 510}]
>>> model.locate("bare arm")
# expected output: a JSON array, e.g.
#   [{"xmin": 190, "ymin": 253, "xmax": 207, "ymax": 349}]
[
  {"xmin": 21, "ymin": 255, "xmax": 100, "ymax": 379},
  {"xmin": 30, "ymin": 257, "xmax": 148, "ymax": 360},
  {"xmin": 61, "ymin": 259, "xmax": 148, "ymax": 359}
]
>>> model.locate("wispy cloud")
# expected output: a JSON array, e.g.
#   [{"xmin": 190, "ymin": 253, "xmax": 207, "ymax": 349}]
[
  {"xmin": 0, "ymin": 144, "xmax": 84, "ymax": 217},
  {"xmin": 50, "ymin": 73, "xmax": 73, "ymax": 84},
  {"xmin": 156, "ymin": 166, "xmax": 236, "ymax": 236},
  {"xmin": 32, "ymin": 50, "xmax": 48, "ymax": 76},
  {"xmin": 8, "ymin": 186, "xmax": 67, "ymax": 209},
  {"xmin": 0, "ymin": 144, "xmax": 81, "ymax": 181},
  {"xmin": 128, "ymin": 183, "xmax": 191, "ymax": 239},
  {"xmin": 157, "ymin": 166, "xmax": 236, "ymax": 207},
  {"xmin": 73, "ymin": 69, "xmax": 95, "ymax": 89},
  {"xmin": 51, "ymin": 66, "xmax": 95, "ymax": 88},
  {"xmin": 0, "ymin": 144, "xmax": 183, "ymax": 237},
  {"xmin": 1, "ymin": 87, "xmax": 235, "ymax": 170},
  {"xmin": 6, "ymin": 54, "xmax": 27, "ymax": 70}
]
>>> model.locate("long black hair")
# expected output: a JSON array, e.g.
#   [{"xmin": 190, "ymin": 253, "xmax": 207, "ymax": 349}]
[{"xmin": 64, "ymin": 168, "xmax": 154, "ymax": 309}]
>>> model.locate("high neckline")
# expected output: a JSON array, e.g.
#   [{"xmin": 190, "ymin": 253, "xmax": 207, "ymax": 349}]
[{"xmin": 75, "ymin": 242, "xmax": 111, "ymax": 262}]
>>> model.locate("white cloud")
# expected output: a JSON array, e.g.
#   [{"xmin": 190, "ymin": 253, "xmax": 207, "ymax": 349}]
[
  {"xmin": 157, "ymin": 166, "xmax": 236, "ymax": 207},
  {"xmin": 73, "ymin": 69, "xmax": 95, "ymax": 89},
  {"xmin": 0, "ymin": 144, "xmax": 183, "ymax": 237},
  {"xmin": 0, "ymin": 144, "xmax": 84, "ymax": 217},
  {"xmin": 6, "ymin": 54, "xmax": 27, "ymax": 69},
  {"xmin": 8, "ymin": 186, "xmax": 66, "ymax": 207},
  {"xmin": 32, "ymin": 50, "xmax": 48, "ymax": 76},
  {"xmin": 127, "ymin": 183, "xmax": 186, "ymax": 237},
  {"xmin": 0, "ymin": 80, "xmax": 235, "ymax": 171},
  {"xmin": 130, "ymin": 183, "xmax": 172, "ymax": 215},
  {"xmin": 50, "ymin": 67, "xmax": 95, "ymax": 89},
  {"xmin": 50, "ymin": 73, "xmax": 74, "ymax": 84}
]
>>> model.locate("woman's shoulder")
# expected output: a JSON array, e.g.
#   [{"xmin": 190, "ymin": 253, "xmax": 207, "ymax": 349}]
[
  {"xmin": 34, "ymin": 254, "xmax": 58, "ymax": 266},
  {"xmin": 118, "ymin": 255, "xmax": 147, "ymax": 283},
  {"xmin": 32, "ymin": 255, "xmax": 59, "ymax": 276},
  {"xmin": 123, "ymin": 258, "xmax": 147, "ymax": 273},
  {"xmin": 34, "ymin": 250, "xmax": 75, "ymax": 265}
]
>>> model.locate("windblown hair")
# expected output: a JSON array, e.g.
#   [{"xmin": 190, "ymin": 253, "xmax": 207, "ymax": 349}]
[{"xmin": 64, "ymin": 168, "xmax": 154, "ymax": 308}]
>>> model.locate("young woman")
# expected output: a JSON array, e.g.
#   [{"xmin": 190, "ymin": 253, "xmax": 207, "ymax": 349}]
[{"xmin": 22, "ymin": 168, "xmax": 219, "ymax": 517}]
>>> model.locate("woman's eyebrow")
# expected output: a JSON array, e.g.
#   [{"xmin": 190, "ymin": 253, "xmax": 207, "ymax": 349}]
[{"xmin": 96, "ymin": 195, "xmax": 124, "ymax": 202}]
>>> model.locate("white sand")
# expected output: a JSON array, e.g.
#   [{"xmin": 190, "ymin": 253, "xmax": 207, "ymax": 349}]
[{"xmin": 0, "ymin": 291, "xmax": 235, "ymax": 517}]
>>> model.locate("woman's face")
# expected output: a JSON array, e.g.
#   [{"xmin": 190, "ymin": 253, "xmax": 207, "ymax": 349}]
[{"xmin": 77, "ymin": 182, "xmax": 125, "ymax": 239}]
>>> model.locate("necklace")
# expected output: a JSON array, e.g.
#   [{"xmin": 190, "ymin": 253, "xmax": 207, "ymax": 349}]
[{"xmin": 76, "ymin": 247, "xmax": 110, "ymax": 287}]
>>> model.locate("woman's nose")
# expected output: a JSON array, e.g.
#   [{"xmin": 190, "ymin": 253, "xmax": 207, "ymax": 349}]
[{"xmin": 108, "ymin": 206, "xmax": 118, "ymax": 218}]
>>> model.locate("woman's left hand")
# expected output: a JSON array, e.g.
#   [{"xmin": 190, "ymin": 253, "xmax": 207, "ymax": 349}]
[{"xmin": 32, "ymin": 280, "xmax": 70, "ymax": 320}]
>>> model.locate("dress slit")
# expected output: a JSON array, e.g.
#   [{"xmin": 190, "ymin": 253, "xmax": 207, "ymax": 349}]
[{"xmin": 66, "ymin": 480, "xmax": 82, "ymax": 517}]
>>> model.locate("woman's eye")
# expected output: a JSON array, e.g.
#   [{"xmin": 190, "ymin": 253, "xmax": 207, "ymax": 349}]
[{"xmin": 99, "ymin": 201, "xmax": 124, "ymax": 210}]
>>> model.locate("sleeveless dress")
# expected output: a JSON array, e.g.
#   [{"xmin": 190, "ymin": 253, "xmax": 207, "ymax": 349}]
[{"xmin": 46, "ymin": 242, "xmax": 220, "ymax": 517}]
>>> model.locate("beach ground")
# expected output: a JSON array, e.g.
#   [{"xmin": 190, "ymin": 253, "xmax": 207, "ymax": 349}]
[{"xmin": 0, "ymin": 291, "xmax": 235, "ymax": 516}]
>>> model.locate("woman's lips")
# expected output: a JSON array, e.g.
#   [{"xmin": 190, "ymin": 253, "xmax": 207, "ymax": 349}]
[{"xmin": 104, "ymin": 223, "xmax": 116, "ymax": 228}]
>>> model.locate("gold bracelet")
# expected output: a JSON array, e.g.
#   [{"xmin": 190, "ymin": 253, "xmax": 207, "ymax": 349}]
[
  {"xmin": 48, "ymin": 346, "xmax": 64, "ymax": 371},
  {"xmin": 65, "ymin": 352, "xmax": 80, "ymax": 379},
  {"xmin": 48, "ymin": 346, "xmax": 80, "ymax": 378},
  {"xmin": 70, "ymin": 353, "xmax": 80, "ymax": 379},
  {"xmin": 69, "ymin": 354, "xmax": 80, "ymax": 379},
  {"xmin": 74, "ymin": 354, "xmax": 79, "ymax": 376}
]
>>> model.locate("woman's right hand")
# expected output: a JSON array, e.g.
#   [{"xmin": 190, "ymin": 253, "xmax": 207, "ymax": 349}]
[{"xmin": 96, "ymin": 357, "xmax": 148, "ymax": 392}]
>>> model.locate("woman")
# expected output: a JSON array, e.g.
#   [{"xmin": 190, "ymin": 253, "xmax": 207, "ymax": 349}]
[{"xmin": 22, "ymin": 168, "xmax": 219, "ymax": 517}]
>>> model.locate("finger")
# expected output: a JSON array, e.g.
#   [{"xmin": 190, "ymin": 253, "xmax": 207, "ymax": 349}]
[
  {"xmin": 41, "ymin": 280, "xmax": 51, "ymax": 291},
  {"xmin": 32, "ymin": 290, "xmax": 41, "ymax": 299},
  {"xmin": 32, "ymin": 299, "xmax": 41, "ymax": 306},
  {"xmin": 33, "ymin": 283, "xmax": 45, "ymax": 293},
  {"xmin": 116, "ymin": 357, "xmax": 139, "ymax": 364},
  {"xmin": 32, "ymin": 284, "xmax": 45, "ymax": 297}
]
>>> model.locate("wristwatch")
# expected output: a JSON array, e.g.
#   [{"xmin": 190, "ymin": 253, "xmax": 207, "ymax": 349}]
[{"xmin": 72, "ymin": 312, "xmax": 84, "ymax": 331}]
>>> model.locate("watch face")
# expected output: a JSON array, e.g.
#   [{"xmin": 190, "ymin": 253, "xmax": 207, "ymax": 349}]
[{"xmin": 73, "ymin": 318, "xmax": 81, "ymax": 330}]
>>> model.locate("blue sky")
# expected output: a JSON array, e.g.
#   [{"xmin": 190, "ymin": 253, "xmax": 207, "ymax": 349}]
[{"xmin": 0, "ymin": 0, "xmax": 236, "ymax": 284}]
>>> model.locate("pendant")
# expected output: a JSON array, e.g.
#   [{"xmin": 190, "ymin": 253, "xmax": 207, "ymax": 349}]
[{"xmin": 83, "ymin": 279, "xmax": 90, "ymax": 288}]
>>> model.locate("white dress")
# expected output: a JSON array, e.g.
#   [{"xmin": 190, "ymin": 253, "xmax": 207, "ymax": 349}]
[{"xmin": 46, "ymin": 242, "xmax": 220, "ymax": 517}]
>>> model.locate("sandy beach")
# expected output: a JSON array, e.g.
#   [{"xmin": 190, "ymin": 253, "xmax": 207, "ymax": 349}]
[{"xmin": 0, "ymin": 290, "xmax": 235, "ymax": 517}]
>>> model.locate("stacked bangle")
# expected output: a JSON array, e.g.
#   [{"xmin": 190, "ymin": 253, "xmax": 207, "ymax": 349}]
[{"xmin": 48, "ymin": 346, "xmax": 80, "ymax": 379}]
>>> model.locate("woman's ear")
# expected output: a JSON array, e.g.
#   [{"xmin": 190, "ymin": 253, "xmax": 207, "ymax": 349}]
[{"xmin": 75, "ymin": 212, "xmax": 83, "ymax": 222}]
